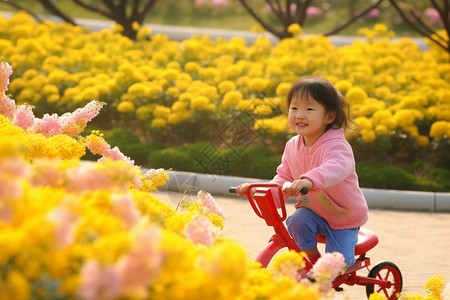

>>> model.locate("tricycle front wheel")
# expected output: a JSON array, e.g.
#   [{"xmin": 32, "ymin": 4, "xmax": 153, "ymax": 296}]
[{"xmin": 365, "ymin": 261, "xmax": 403, "ymax": 300}]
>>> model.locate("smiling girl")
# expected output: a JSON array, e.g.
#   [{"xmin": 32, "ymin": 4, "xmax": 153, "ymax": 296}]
[{"xmin": 237, "ymin": 76, "xmax": 368, "ymax": 271}]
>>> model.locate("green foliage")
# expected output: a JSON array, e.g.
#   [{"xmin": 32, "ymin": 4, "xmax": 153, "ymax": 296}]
[
  {"xmin": 102, "ymin": 128, "xmax": 141, "ymax": 147},
  {"xmin": 356, "ymin": 161, "xmax": 449, "ymax": 192}
]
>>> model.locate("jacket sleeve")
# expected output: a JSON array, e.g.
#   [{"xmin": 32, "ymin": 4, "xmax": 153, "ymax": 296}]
[
  {"xmin": 300, "ymin": 141, "xmax": 355, "ymax": 190},
  {"xmin": 269, "ymin": 143, "xmax": 294, "ymax": 207},
  {"xmin": 271, "ymin": 143, "xmax": 294, "ymax": 186}
]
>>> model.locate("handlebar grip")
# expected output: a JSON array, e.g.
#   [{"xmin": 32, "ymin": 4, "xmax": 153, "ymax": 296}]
[
  {"xmin": 300, "ymin": 187, "xmax": 308, "ymax": 195},
  {"xmin": 229, "ymin": 187, "xmax": 237, "ymax": 194}
]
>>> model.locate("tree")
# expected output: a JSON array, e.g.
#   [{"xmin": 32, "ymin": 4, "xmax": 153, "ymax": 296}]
[
  {"xmin": 236, "ymin": 0, "xmax": 384, "ymax": 39},
  {"xmin": 388, "ymin": 0, "xmax": 450, "ymax": 61},
  {"xmin": 1, "ymin": 0, "xmax": 159, "ymax": 40}
]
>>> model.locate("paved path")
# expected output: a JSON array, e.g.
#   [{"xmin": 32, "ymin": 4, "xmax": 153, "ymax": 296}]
[{"xmin": 155, "ymin": 190, "xmax": 450, "ymax": 299}]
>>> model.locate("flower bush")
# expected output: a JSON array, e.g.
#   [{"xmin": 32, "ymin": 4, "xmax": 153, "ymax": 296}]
[
  {"xmin": 1, "ymin": 60, "xmax": 365, "ymax": 299},
  {"xmin": 0, "ymin": 12, "xmax": 449, "ymax": 165}
]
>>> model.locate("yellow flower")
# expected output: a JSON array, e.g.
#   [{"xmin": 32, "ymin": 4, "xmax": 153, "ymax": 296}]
[
  {"xmin": 137, "ymin": 26, "xmax": 152, "ymax": 40},
  {"xmin": 191, "ymin": 96, "xmax": 213, "ymax": 111},
  {"xmin": 218, "ymin": 80, "xmax": 236, "ymax": 93},
  {"xmin": 287, "ymin": 23, "xmax": 302, "ymax": 35},
  {"xmin": 222, "ymin": 91, "xmax": 243, "ymax": 108},
  {"xmin": 253, "ymin": 104, "xmax": 272, "ymax": 116},
  {"xmin": 334, "ymin": 80, "xmax": 352, "ymax": 93},
  {"xmin": 112, "ymin": 23, "xmax": 124, "ymax": 33},
  {"xmin": 374, "ymin": 24, "xmax": 388, "ymax": 36},
  {"xmin": 117, "ymin": 101, "xmax": 135, "ymax": 113},
  {"xmin": 132, "ymin": 21, "xmax": 140, "ymax": 31},
  {"xmin": 375, "ymin": 125, "xmax": 388, "ymax": 136},
  {"xmin": 250, "ymin": 25, "xmax": 264, "ymax": 32},
  {"xmin": 0, "ymin": 270, "xmax": 31, "ymax": 300},
  {"xmin": 136, "ymin": 105, "xmax": 153, "ymax": 121},
  {"xmin": 430, "ymin": 121, "xmax": 450, "ymax": 138},
  {"xmin": 161, "ymin": 68, "xmax": 179, "ymax": 81},
  {"xmin": 416, "ymin": 135, "xmax": 429, "ymax": 148},
  {"xmin": 354, "ymin": 116, "xmax": 373, "ymax": 130},
  {"xmin": 248, "ymin": 77, "xmax": 267, "ymax": 92},
  {"xmin": 153, "ymin": 105, "xmax": 171, "ymax": 118},
  {"xmin": 361, "ymin": 129, "xmax": 376, "ymax": 143},
  {"xmin": 42, "ymin": 84, "xmax": 59, "ymax": 95},
  {"xmin": 346, "ymin": 86, "xmax": 367, "ymax": 104},
  {"xmin": 47, "ymin": 94, "xmax": 60, "ymax": 103}
]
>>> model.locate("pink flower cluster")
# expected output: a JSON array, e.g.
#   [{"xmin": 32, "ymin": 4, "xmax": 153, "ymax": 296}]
[
  {"xmin": 184, "ymin": 216, "xmax": 215, "ymax": 246},
  {"xmin": 29, "ymin": 159, "xmax": 136, "ymax": 194},
  {"xmin": 265, "ymin": 4, "xmax": 322, "ymax": 19},
  {"xmin": 308, "ymin": 252, "xmax": 346, "ymax": 294},
  {"xmin": 0, "ymin": 62, "xmax": 15, "ymax": 120},
  {"xmin": 195, "ymin": 0, "xmax": 229, "ymax": 7},
  {"xmin": 1, "ymin": 61, "xmax": 104, "ymax": 138},
  {"xmin": 85, "ymin": 134, "xmax": 134, "ymax": 166},
  {"xmin": 425, "ymin": 8, "xmax": 443, "ymax": 26},
  {"xmin": 47, "ymin": 207, "xmax": 79, "ymax": 248},
  {"xmin": 0, "ymin": 157, "xmax": 30, "ymax": 220},
  {"xmin": 80, "ymin": 226, "xmax": 163, "ymax": 299},
  {"xmin": 197, "ymin": 190, "xmax": 226, "ymax": 219},
  {"xmin": 111, "ymin": 193, "xmax": 140, "ymax": 229}
]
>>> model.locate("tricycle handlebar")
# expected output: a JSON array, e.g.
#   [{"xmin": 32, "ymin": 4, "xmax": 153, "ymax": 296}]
[{"xmin": 228, "ymin": 186, "xmax": 308, "ymax": 195}]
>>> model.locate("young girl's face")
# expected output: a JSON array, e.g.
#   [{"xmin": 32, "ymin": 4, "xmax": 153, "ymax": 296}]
[{"xmin": 288, "ymin": 95, "xmax": 336, "ymax": 147}]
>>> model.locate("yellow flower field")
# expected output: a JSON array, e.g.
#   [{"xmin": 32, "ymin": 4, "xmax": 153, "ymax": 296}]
[{"xmin": 0, "ymin": 12, "xmax": 448, "ymax": 161}]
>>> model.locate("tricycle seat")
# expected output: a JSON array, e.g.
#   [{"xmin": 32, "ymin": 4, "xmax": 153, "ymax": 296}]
[{"xmin": 316, "ymin": 228, "xmax": 378, "ymax": 255}]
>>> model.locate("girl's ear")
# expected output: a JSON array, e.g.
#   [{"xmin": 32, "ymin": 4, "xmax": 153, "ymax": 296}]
[{"xmin": 326, "ymin": 111, "xmax": 336, "ymax": 124}]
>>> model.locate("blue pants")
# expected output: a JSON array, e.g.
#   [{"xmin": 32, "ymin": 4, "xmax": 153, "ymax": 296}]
[{"xmin": 286, "ymin": 207, "xmax": 358, "ymax": 267}]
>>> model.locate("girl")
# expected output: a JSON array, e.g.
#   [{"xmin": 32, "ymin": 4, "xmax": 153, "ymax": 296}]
[{"xmin": 236, "ymin": 75, "xmax": 368, "ymax": 269}]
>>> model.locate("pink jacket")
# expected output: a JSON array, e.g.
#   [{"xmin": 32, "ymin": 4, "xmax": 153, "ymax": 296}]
[{"xmin": 271, "ymin": 128, "xmax": 368, "ymax": 229}]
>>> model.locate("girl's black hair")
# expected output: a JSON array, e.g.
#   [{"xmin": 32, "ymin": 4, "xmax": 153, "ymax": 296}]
[{"xmin": 286, "ymin": 75, "xmax": 356, "ymax": 131}]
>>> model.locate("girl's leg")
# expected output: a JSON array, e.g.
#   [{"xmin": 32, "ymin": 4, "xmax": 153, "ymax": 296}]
[
  {"xmin": 286, "ymin": 208, "xmax": 324, "ymax": 256},
  {"xmin": 324, "ymin": 228, "xmax": 359, "ymax": 267}
]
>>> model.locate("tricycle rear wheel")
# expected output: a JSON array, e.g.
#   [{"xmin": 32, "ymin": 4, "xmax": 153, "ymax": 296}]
[{"xmin": 365, "ymin": 261, "xmax": 403, "ymax": 299}]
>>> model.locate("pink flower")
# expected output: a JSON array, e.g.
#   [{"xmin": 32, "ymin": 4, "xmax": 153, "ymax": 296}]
[
  {"xmin": 66, "ymin": 161, "xmax": 133, "ymax": 194},
  {"xmin": 32, "ymin": 113, "xmax": 62, "ymax": 137},
  {"xmin": 85, "ymin": 136, "xmax": 110, "ymax": 156},
  {"xmin": 80, "ymin": 260, "xmax": 122, "ymax": 300},
  {"xmin": 114, "ymin": 226, "xmax": 163, "ymax": 294},
  {"xmin": 0, "ymin": 61, "xmax": 12, "ymax": 93},
  {"xmin": 0, "ymin": 94, "xmax": 15, "ymax": 120},
  {"xmin": 195, "ymin": 0, "xmax": 206, "ymax": 6},
  {"xmin": 212, "ymin": 0, "xmax": 228, "ymax": 7},
  {"xmin": 0, "ymin": 157, "xmax": 29, "ymax": 178},
  {"xmin": 366, "ymin": 8, "xmax": 380, "ymax": 19},
  {"xmin": 0, "ymin": 178, "xmax": 23, "ymax": 201},
  {"xmin": 13, "ymin": 104, "xmax": 35, "ymax": 129},
  {"xmin": 306, "ymin": 6, "xmax": 322, "ymax": 19},
  {"xmin": 0, "ymin": 158, "xmax": 28, "ymax": 201},
  {"xmin": 29, "ymin": 159, "xmax": 66, "ymax": 188},
  {"xmin": 309, "ymin": 252, "xmax": 346, "ymax": 294},
  {"xmin": 47, "ymin": 207, "xmax": 78, "ymax": 247},
  {"xmin": 197, "ymin": 190, "xmax": 225, "ymax": 218},
  {"xmin": 60, "ymin": 100, "xmax": 104, "ymax": 137},
  {"xmin": 425, "ymin": 8, "xmax": 442, "ymax": 26},
  {"xmin": 111, "ymin": 193, "xmax": 140, "ymax": 229},
  {"xmin": 103, "ymin": 147, "xmax": 134, "ymax": 165},
  {"xmin": 184, "ymin": 216, "xmax": 214, "ymax": 246}
]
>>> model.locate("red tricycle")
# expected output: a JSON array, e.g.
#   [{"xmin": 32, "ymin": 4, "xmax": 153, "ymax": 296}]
[{"xmin": 230, "ymin": 183, "xmax": 403, "ymax": 299}]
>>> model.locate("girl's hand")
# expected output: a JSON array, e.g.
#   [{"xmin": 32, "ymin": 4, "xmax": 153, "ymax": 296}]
[
  {"xmin": 282, "ymin": 178, "xmax": 313, "ymax": 197},
  {"xmin": 236, "ymin": 183, "xmax": 251, "ymax": 198}
]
